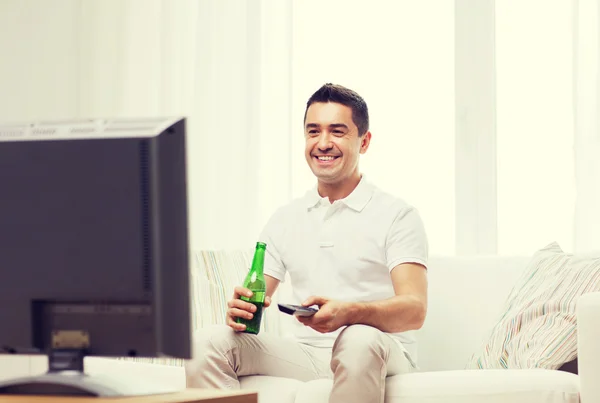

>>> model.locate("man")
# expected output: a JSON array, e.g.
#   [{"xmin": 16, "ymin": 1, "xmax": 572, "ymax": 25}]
[{"xmin": 185, "ymin": 83, "xmax": 429, "ymax": 403}]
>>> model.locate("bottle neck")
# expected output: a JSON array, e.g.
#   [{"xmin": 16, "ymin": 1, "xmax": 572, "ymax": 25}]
[{"xmin": 251, "ymin": 246, "xmax": 265, "ymax": 276}]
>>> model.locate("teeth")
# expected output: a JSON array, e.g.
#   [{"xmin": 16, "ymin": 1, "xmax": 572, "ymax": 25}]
[{"xmin": 317, "ymin": 156, "xmax": 336, "ymax": 161}]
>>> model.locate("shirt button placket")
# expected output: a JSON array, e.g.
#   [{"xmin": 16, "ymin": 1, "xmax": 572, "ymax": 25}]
[
  {"xmin": 317, "ymin": 203, "xmax": 335, "ymax": 293},
  {"xmin": 319, "ymin": 203, "xmax": 336, "ymax": 248}
]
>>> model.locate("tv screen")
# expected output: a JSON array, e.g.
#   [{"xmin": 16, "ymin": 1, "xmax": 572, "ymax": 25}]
[{"xmin": 0, "ymin": 117, "xmax": 191, "ymax": 396}]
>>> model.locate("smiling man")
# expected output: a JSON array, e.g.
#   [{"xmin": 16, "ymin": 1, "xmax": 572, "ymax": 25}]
[{"xmin": 186, "ymin": 83, "xmax": 429, "ymax": 403}]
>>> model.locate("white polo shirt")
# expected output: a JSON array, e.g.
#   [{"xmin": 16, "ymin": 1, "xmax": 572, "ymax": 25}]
[{"xmin": 258, "ymin": 176, "xmax": 428, "ymax": 360}]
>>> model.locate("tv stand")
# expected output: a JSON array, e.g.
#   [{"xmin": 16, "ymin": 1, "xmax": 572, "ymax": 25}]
[{"xmin": 0, "ymin": 348, "xmax": 179, "ymax": 397}]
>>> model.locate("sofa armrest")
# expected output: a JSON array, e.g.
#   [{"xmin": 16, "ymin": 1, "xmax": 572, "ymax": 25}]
[{"xmin": 577, "ymin": 291, "xmax": 600, "ymax": 403}]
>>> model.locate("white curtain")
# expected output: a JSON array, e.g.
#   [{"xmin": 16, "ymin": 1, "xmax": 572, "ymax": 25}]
[
  {"xmin": 180, "ymin": 0, "xmax": 293, "ymax": 251},
  {"xmin": 291, "ymin": 0, "xmax": 456, "ymax": 255},
  {"xmin": 494, "ymin": 0, "xmax": 577, "ymax": 255},
  {"xmin": 82, "ymin": 0, "xmax": 294, "ymax": 251},
  {"xmin": 573, "ymin": 0, "xmax": 600, "ymax": 254},
  {"xmin": 1, "ymin": 0, "xmax": 598, "ymax": 256},
  {"xmin": 0, "ymin": 0, "xmax": 293, "ymax": 251}
]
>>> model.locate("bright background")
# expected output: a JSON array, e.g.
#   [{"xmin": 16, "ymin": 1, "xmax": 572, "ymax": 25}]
[{"xmin": 1, "ymin": 0, "xmax": 598, "ymax": 257}]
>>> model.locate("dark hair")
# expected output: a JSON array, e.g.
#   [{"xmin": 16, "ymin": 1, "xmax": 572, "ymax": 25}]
[{"xmin": 303, "ymin": 83, "xmax": 369, "ymax": 136}]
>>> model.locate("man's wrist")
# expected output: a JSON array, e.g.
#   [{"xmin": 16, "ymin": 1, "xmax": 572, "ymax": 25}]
[{"xmin": 345, "ymin": 301, "xmax": 370, "ymax": 326}]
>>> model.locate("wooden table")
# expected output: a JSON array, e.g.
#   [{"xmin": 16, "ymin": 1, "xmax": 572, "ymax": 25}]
[{"xmin": 0, "ymin": 388, "xmax": 257, "ymax": 403}]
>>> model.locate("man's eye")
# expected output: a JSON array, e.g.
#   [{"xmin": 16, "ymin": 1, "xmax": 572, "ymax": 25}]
[
  {"xmin": 308, "ymin": 130, "xmax": 319, "ymax": 135},
  {"xmin": 333, "ymin": 130, "xmax": 344, "ymax": 135}
]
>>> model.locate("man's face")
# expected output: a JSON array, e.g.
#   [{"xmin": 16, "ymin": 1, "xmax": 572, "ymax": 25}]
[{"xmin": 304, "ymin": 102, "xmax": 370, "ymax": 185}]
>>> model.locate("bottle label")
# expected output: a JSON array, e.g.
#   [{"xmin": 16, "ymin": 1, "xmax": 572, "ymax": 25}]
[{"xmin": 241, "ymin": 291, "xmax": 265, "ymax": 303}]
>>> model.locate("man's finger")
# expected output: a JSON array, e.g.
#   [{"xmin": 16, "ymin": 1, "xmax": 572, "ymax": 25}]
[
  {"xmin": 302, "ymin": 295, "xmax": 327, "ymax": 307},
  {"xmin": 229, "ymin": 299, "xmax": 257, "ymax": 312},
  {"xmin": 227, "ymin": 318, "xmax": 246, "ymax": 332},
  {"xmin": 233, "ymin": 286, "xmax": 253, "ymax": 299},
  {"xmin": 296, "ymin": 315, "xmax": 313, "ymax": 325},
  {"xmin": 264, "ymin": 296, "xmax": 272, "ymax": 307}
]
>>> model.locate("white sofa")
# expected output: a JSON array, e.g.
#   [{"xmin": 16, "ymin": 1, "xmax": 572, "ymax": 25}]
[
  {"xmin": 194, "ymin": 253, "xmax": 600, "ymax": 403},
  {"xmin": 2, "ymin": 254, "xmax": 599, "ymax": 403}
]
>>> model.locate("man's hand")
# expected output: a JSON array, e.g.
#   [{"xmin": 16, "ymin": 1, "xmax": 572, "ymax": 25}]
[
  {"xmin": 226, "ymin": 286, "xmax": 272, "ymax": 332},
  {"xmin": 296, "ymin": 296, "xmax": 353, "ymax": 333}
]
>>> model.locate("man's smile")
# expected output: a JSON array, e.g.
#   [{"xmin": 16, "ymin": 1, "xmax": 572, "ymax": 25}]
[{"xmin": 313, "ymin": 155, "xmax": 341, "ymax": 165}]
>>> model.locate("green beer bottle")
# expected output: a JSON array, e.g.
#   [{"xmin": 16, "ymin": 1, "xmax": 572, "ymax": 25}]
[{"xmin": 236, "ymin": 242, "xmax": 267, "ymax": 334}]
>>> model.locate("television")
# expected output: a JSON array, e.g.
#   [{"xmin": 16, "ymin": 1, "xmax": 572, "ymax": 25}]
[{"xmin": 0, "ymin": 117, "xmax": 191, "ymax": 397}]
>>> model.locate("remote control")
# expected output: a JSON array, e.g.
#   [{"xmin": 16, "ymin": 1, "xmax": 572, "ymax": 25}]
[{"xmin": 277, "ymin": 303, "xmax": 318, "ymax": 317}]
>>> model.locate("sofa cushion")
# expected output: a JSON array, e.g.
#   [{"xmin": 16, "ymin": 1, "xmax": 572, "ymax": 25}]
[
  {"xmin": 416, "ymin": 255, "xmax": 531, "ymax": 371},
  {"xmin": 289, "ymin": 370, "xmax": 579, "ymax": 403},
  {"xmin": 467, "ymin": 242, "xmax": 600, "ymax": 370},
  {"xmin": 240, "ymin": 375, "xmax": 304, "ymax": 403},
  {"xmin": 194, "ymin": 250, "xmax": 283, "ymax": 334}
]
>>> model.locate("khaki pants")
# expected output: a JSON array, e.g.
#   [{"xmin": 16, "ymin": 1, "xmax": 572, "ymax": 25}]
[{"xmin": 185, "ymin": 324, "xmax": 414, "ymax": 403}]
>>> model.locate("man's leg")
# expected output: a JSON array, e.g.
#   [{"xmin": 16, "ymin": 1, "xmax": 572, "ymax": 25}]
[
  {"xmin": 328, "ymin": 325, "xmax": 413, "ymax": 403},
  {"xmin": 185, "ymin": 324, "xmax": 332, "ymax": 389}
]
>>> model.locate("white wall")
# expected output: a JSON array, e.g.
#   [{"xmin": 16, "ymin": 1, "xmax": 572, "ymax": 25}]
[
  {"xmin": 292, "ymin": 0, "xmax": 456, "ymax": 255},
  {"xmin": 1, "ymin": 0, "xmax": 595, "ymax": 255},
  {"xmin": 0, "ymin": 0, "xmax": 204, "ymax": 247},
  {"xmin": 0, "ymin": 0, "xmax": 80, "ymax": 122}
]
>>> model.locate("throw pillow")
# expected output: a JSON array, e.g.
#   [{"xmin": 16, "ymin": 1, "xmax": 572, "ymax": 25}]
[{"xmin": 466, "ymin": 242, "xmax": 600, "ymax": 370}]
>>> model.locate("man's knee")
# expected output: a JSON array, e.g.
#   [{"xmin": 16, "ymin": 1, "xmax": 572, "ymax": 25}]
[
  {"xmin": 190, "ymin": 324, "xmax": 236, "ymax": 355},
  {"xmin": 333, "ymin": 324, "xmax": 386, "ymax": 353},
  {"xmin": 331, "ymin": 325, "xmax": 388, "ymax": 372},
  {"xmin": 185, "ymin": 325, "xmax": 236, "ymax": 373}
]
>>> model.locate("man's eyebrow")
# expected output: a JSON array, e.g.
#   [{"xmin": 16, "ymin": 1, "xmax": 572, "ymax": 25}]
[{"xmin": 305, "ymin": 123, "xmax": 349, "ymax": 129}]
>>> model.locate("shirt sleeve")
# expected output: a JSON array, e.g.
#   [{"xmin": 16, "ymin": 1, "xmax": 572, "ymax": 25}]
[
  {"xmin": 257, "ymin": 208, "xmax": 287, "ymax": 282},
  {"xmin": 385, "ymin": 206, "xmax": 429, "ymax": 271}
]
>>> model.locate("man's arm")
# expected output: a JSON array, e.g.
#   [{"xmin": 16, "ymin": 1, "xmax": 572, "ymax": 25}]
[
  {"xmin": 299, "ymin": 206, "xmax": 428, "ymax": 334},
  {"xmin": 347, "ymin": 262, "xmax": 427, "ymax": 332},
  {"xmin": 265, "ymin": 274, "xmax": 280, "ymax": 301},
  {"xmin": 298, "ymin": 263, "xmax": 427, "ymax": 334}
]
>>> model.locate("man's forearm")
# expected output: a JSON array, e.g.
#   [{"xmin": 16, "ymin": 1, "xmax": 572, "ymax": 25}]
[{"xmin": 345, "ymin": 295, "xmax": 426, "ymax": 333}]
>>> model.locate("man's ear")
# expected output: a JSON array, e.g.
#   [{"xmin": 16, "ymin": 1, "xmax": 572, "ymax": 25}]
[{"xmin": 360, "ymin": 131, "xmax": 372, "ymax": 154}]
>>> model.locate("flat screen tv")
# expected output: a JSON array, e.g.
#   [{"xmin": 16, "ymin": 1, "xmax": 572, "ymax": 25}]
[{"xmin": 0, "ymin": 117, "xmax": 191, "ymax": 397}]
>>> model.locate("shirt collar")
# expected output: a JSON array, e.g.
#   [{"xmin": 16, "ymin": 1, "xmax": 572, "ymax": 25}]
[{"xmin": 305, "ymin": 175, "xmax": 374, "ymax": 212}]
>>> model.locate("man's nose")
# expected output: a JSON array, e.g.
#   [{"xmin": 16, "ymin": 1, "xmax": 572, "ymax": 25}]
[{"xmin": 317, "ymin": 133, "xmax": 332, "ymax": 150}]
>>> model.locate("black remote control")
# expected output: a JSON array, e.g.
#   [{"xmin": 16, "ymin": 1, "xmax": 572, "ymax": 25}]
[{"xmin": 277, "ymin": 303, "xmax": 318, "ymax": 317}]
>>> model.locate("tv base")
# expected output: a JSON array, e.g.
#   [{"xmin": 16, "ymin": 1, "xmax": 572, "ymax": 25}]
[
  {"xmin": 0, "ymin": 371, "xmax": 181, "ymax": 397},
  {"xmin": 0, "ymin": 348, "xmax": 180, "ymax": 397}
]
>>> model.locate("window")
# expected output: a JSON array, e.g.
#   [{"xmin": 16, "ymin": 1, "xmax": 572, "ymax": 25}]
[
  {"xmin": 291, "ymin": 0, "xmax": 455, "ymax": 255},
  {"xmin": 495, "ymin": 0, "xmax": 576, "ymax": 254}
]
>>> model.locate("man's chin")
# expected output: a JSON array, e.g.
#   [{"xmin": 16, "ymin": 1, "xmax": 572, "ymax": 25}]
[{"xmin": 313, "ymin": 172, "xmax": 341, "ymax": 185}]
